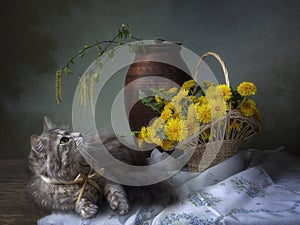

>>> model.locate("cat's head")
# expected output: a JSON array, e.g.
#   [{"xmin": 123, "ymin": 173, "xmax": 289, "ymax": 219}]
[{"xmin": 30, "ymin": 117, "xmax": 87, "ymax": 179}]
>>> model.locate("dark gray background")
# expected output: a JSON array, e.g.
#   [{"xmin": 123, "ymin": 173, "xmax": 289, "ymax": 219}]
[{"xmin": 0, "ymin": 0, "xmax": 299, "ymax": 158}]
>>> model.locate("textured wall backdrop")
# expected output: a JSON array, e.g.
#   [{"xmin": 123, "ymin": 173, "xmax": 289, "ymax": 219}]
[{"xmin": 0, "ymin": 0, "xmax": 299, "ymax": 158}]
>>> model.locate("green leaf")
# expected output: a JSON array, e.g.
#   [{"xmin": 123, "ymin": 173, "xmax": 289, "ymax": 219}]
[
  {"xmin": 64, "ymin": 65, "xmax": 71, "ymax": 76},
  {"xmin": 79, "ymin": 51, "xmax": 86, "ymax": 58},
  {"xmin": 93, "ymin": 71, "xmax": 102, "ymax": 82},
  {"xmin": 124, "ymin": 29, "xmax": 131, "ymax": 39},
  {"xmin": 107, "ymin": 49, "xmax": 115, "ymax": 59},
  {"xmin": 147, "ymin": 103, "xmax": 162, "ymax": 113},
  {"xmin": 98, "ymin": 61, "xmax": 104, "ymax": 69},
  {"xmin": 96, "ymin": 51, "xmax": 104, "ymax": 59},
  {"xmin": 139, "ymin": 90, "xmax": 147, "ymax": 100},
  {"xmin": 96, "ymin": 45, "xmax": 102, "ymax": 51},
  {"xmin": 96, "ymin": 45, "xmax": 104, "ymax": 57},
  {"xmin": 129, "ymin": 43, "xmax": 140, "ymax": 53},
  {"xmin": 118, "ymin": 28, "xmax": 123, "ymax": 39},
  {"xmin": 118, "ymin": 24, "xmax": 131, "ymax": 40}
]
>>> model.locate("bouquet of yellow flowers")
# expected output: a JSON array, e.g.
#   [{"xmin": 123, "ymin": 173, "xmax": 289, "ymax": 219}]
[{"xmin": 137, "ymin": 52, "xmax": 262, "ymax": 171}]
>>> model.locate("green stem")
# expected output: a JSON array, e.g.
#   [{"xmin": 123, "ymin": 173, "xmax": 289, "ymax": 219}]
[{"xmin": 62, "ymin": 35, "xmax": 141, "ymax": 71}]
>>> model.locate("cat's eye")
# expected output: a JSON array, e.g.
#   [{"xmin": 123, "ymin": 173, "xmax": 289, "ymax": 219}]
[{"xmin": 60, "ymin": 137, "xmax": 70, "ymax": 144}]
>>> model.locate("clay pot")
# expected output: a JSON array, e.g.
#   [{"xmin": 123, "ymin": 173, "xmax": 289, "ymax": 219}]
[{"xmin": 124, "ymin": 41, "xmax": 191, "ymax": 132}]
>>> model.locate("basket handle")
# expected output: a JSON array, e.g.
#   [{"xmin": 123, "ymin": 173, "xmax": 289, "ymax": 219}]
[{"xmin": 194, "ymin": 52, "xmax": 230, "ymax": 86}]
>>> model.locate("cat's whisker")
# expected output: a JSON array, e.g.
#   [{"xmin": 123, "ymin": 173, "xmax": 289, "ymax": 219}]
[
  {"xmin": 83, "ymin": 147, "xmax": 99, "ymax": 152},
  {"xmin": 82, "ymin": 131, "xmax": 95, "ymax": 137},
  {"xmin": 83, "ymin": 138, "xmax": 103, "ymax": 144},
  {"xmin": 81, "ymin": 144, "xmax": 100, "ymax": 151},
  {"xmin": 83, "ymin": 141, "xmax": 99, "ymax": 146},
  {"xmin": 82, "ymin": 129, "xmax": 99, "ymax": 137}
]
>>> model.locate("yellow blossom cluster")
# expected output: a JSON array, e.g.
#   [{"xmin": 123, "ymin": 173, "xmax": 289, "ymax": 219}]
[
  {"xmin": 138, "ymin": 79, "xmax": 261, "ymax": 150},
  {"xmin": 237, "ymin": 81, "xmax": 257, "ymax": 96}
]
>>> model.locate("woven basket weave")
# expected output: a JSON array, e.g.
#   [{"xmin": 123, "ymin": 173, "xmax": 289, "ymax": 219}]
[
  {"xmin": 186, "ymin": 52, "xmax": 261, "ymax": 172},
  {"xmin": 187, "ymin": 139, "xmax": 242, "ymax": 172}
]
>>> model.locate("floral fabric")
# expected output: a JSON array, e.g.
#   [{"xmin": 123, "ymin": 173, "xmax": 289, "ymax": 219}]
[{"xmin": 38, "ymin": 147, "xmax": 300, "ymax": 225}]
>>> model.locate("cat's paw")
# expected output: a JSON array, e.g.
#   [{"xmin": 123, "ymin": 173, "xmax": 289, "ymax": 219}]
[
  {"xmin": 109, "ymin": 193, "xmax": 129, "ymax": 215},
  {"xmin": 76, "ymin": 198, "xmax": 99, "ymax": 218}
]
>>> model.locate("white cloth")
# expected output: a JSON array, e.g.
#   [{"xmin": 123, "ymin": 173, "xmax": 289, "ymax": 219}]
[{"xmin": 38, "ymin": 147, "xmax": 300, "ymax": 225}]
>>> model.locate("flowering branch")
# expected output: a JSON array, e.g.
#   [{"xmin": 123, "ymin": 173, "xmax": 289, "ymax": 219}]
[{"xmin": 55, "ymin": 24, "xmax": 142, "ymax": 104}]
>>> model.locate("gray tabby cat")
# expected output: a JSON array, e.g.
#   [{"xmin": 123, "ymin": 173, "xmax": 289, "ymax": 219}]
[{"xmin": 28, "ymin": 117, "xmax": 139, "ymax": 218}]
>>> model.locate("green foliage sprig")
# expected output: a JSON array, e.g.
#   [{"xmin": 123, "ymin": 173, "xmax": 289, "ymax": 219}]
[{"xmin": 55, "ymin": 24, "xmax": 142, "ymax": 104}]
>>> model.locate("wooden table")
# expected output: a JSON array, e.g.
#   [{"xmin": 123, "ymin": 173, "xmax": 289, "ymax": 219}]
[{"xmin": 0, "ymin": 159, "xmax": 48, "ymax": 225}]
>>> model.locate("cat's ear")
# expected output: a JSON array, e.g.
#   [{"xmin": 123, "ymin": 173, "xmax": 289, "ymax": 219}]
[
  {"xmin": 31, "ymin": 135, "xmax": 46, "ymax": 154},
  {"xmin": 43, "ymin": 116, "xmax": 53, "ymax": 132}
]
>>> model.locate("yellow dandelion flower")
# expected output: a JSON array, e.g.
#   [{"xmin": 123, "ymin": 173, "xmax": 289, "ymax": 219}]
[
  {"xmin": 171, "ymin": 89, "xmax": 191, "ymax": 116},
  {"xmin": 163, "ymin": 102, "xmax": 181, "ymax": 118},
  {"xmin": 187, "ymin": 104, "xmax": 198, "ymax": 121},
  {"xmin": 161, "ymin": 139, "xmax": 175, "ymax": 151},
  {"xmin": 182, "ymin": 79, "xmax": 196, "ymax": 90},
  {"xmin": 172, "ymin": 101, "xmax": 183, "ymax": 116},
  {"xmin": 140, "ymin": 126, "xmax": 151, "ymax": 140},
  {"xmin": 205, "ymin": 86, "xmax": 223, "ymax": 100},
  {"xmin": 166, "ymin": 87, "xmax": 178, "ymax": 95},
  {"xmin": 145, "ymin": 118, "xmax": 165, "ymax": 145},
  {"xmin": 185, "ymin": 118, "xmax": 200, "ymax": 136},
  {"xmin": 197, "ymin": 104, "xmax": 212, "ymax": 124},
  {"xmin": 197, "ymin": 96, "xmax": 208, "ymax": 105},
  {"xmin": 138, "ymin": 119, "xmax": 162, "ymax": 147},
  {"xmin": 165, "ymin": 117, "xmax": 188, "ymax": 142},
  {"xmin": 237, "ymin": 82, "xmax": 257, "ymax": 96},
  {"xmin": 150, "ymin": 117, "xmax": 165, "ymax": 130},
  {"xmin": 150, "ymin": 135, "xmax": 162, "ymax": 146},
  {"xmin": 144, "ymin": 126, "xmax": 161, "ymax": 145},
  {"xmin": 239, "ymin": 99, "xmax": 256, "ymax": 117},
  {"xmin": 141, "ymin": 126, "xmax": 157, "ymax": 144},
  {"xmin": 162, "ymin": 102, "xmax": 181, "ymax": 119},
  {"xmin": 208, "ymin": 99, "xmax": 227, "ymax": 119},
  {"xmin": 218, "ymin": 84, "xmax": 232, "ymax": 101},
  {"xmin": 164, "ymin": 102, "xmax": 174, "ymax": 111},
  {"xmin": 172, "ymin": 89, "xmax": 189, "ymax": 104},
  {"xmin": 173, "ymin": 111, "xmax": 180, "ymax": 118},
  {"xmin": 160, "ymin": 109, "xmax": 173, "ymax": 121},
  {"xmin": 154, "ymin": 95, "xmax": 162, "ymax": 103},
  {"xmin": 191, "ymin": 95, "xmax": 197, "ymax": 103},
  {"xmin": 194, "ymin": 102, "xmax": 201, "ymax": 113}
]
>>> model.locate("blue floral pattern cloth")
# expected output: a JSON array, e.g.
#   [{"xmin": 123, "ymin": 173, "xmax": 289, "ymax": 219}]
[{"xmin": 38, "ymin": 147, "xmax": 300, "ymax": 225}]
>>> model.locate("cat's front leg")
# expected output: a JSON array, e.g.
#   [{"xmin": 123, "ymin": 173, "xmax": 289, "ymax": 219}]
[
  {"xmin": 104, "ymin": 181, "xmax": 129, "ymax": 215},
  {"xmin": 75, "ymin": 198, "xmax": 99, "ymax": 218}
]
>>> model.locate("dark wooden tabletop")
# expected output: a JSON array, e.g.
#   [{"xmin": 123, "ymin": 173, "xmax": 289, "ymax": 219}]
[{"xmin": 0, "ymin": 159, "xmax": 48, "ymax": 225}]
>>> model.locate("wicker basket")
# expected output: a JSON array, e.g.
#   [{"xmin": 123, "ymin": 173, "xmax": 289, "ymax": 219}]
[
  {"xmin": 187, "ymin": 139, "xmax": 241, "ymax": 172},
  {"xmin": 186, "ymin": 52, "xmax": 261, "ymax": 172}
]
